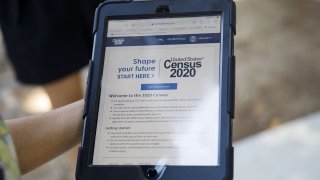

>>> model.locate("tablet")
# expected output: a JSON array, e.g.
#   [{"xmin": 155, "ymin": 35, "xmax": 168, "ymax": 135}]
[{"xmin": 77, "ymin": 0, "xmax": 236, "ymax": 179}]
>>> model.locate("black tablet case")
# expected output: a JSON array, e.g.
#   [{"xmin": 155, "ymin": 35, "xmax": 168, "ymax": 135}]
[{"xmin": 76, "ymin": 0, "xmax": 236, "ymax": 179}]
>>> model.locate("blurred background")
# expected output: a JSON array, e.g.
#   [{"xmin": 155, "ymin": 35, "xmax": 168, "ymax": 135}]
[{"xmin": 0, "ymin": 0, "xmax": 319, "ymax": 179}]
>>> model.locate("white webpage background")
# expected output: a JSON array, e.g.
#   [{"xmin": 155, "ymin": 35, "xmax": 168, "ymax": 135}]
[{"xmin": 92, "ymin": 43, "xmax": 220, "ymax": 166}]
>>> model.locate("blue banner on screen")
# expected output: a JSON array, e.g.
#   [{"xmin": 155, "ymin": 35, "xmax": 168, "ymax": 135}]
[
  {"xmin": 141, "ymin": 83, "xmax": 177, "ymax": 90},
  {"xmin": 106, "ymin": 33, "xmax": 220, "ymax": 47}
]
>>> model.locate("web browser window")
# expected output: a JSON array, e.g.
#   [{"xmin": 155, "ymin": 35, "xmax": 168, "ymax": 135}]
[{"xmin": 93, "ymin": 15, "xmax": 221, "ymax": 166}]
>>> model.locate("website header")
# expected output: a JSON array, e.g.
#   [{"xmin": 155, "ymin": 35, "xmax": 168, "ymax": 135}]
[{"xmin": 107, "ymin": 16, "xmax": 221, "ymax": 37}]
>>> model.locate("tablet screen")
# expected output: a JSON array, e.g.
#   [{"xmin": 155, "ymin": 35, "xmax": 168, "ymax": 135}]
[{"xmin": 92, "ymin": 15, "xmax": 221, "ymax": 166}]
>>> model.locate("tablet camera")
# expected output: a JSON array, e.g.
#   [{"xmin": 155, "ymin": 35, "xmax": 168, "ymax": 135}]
[{"xmin": 156, "ymin": 5, "xmax": 170, "ymax": 13}]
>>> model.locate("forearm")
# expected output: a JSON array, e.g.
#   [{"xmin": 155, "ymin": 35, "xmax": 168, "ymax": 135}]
[{"xmin": 6, "ymin": 100, "xmax": 84, "ymax": 174}]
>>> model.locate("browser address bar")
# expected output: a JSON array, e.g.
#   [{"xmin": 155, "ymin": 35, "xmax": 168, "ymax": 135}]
[{"xmin": 107, "ymin": 16, "xmax": 221, "ymax": 37}]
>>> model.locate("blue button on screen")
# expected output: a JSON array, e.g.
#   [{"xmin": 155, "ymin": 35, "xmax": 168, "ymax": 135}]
[{"xmin": 141, "ymin": 83, "xmax": 177, "ymax": 90}]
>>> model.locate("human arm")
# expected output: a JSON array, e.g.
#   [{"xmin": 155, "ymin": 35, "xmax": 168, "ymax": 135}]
[{"xmin": 5, "ymin": 100, "xmax": 84, "ymax": 174}]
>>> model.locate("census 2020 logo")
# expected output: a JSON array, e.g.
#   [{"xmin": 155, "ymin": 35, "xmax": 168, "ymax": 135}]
[{"xmin": 112, "ymin": 38, "xmax": 125, "ymax": 45}]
